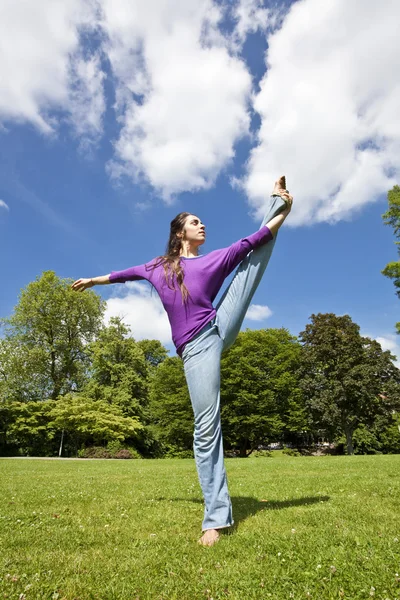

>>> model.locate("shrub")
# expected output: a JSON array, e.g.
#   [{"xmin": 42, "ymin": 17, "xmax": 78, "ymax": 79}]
[
  {"xmin": 114, "ymin": 448, "xmax": 133, "ymax": 459},
  {"xmin": 163, "ymin": 446, "xmax": 194, "ymax": 459},
  {"xmin": 282, "ymin": 447, "xmax": 301, "ymax": 457},
  {"xmin": 251, "ymin": 449, "xmax": 273, "ymax": 458},
  {"xmin": 80, "ymin": 446, "xmax": 112, "ymax": 459}
]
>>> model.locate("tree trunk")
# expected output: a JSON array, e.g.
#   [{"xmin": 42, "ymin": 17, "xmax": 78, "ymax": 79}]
[
  {"xmin": 239, "ymin": 441, "xmax": 248, "ymax": 457},
  {"xmin": 344, "ymin": 425, "xmax": 354, "ymax": 455},
  {"xmin": 58, "ymin": 428, "xmax": 64, "ymax": 457}
]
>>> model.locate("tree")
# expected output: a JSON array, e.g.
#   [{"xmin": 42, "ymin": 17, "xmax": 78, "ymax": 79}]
[
  {"xmin": 5, "ymin": 400, "xmax": 57, "ymax": 456},
  {"xmin": 381, "ymin": 185, "xmax": 400, "ymax": 334},
  {"xmin": 220, "ymin": 328, "xmax": 305, "ymax": 457},
  {"xmin": 84, "ymin": 317, "xmax": 149, "ymax": 419},
  {"xmin": 148, "ymin": 356, "xmax": 193, "ymax": 454},
  {"xmin": 137, "ymin": 339, "xmax": 169, "ymax": 370},
  {"xmin": 0, "ymin": 271, "xmax": 105, "ymax": 401},
  {"xmin": 4, "ymin": 396, "xmax": 143, "ymax": 457},
  {"xmin": 298, "ymin": 313, "xmax": 400, "ymax": 455},
  {"xmin": 49, "ymin": 394, "xmax": 143, "ymax": 455}
]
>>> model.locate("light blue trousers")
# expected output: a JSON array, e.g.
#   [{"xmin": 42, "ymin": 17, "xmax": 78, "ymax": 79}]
[{"xmin": 182, "ymin": 194, "xmax": 286, "ymax": 531}]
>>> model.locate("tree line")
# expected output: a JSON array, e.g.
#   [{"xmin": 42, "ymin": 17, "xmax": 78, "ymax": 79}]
[
  {"xmin": 1, "ymin": 186, "xmax": 399, "ymax": 458},
  {"xmin": 1, "ymin": 270, "xmax": 399, "ymax": 458}
]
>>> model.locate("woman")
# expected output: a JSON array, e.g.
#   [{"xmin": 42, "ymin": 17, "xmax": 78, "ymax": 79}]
[{"xmin": 72, "ymin": 176, "xmax": 293, "ymax": 546}]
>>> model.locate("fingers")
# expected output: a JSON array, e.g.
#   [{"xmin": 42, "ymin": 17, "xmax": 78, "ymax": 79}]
[{"xmin": 71, "ymin": 279, "xmax": 87, "ymax": 292}]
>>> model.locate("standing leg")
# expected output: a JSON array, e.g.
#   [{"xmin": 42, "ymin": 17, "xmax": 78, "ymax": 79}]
[
  {"xmin": 216, "ymin": 194, "xmax": 287, "ymax": 351},
  {"xmin": 182, "ymin": 323, "xmax": 233, "ymax": 544}
]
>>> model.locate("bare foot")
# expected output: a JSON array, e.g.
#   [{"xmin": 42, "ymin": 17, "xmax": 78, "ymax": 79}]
[
  {"xmin": 198, "ymin": 529, "xmax": 220, "ymax": 547},
  {"xmin": 272, "ymin": 175, "xmax": 287, "ymax": 196}
]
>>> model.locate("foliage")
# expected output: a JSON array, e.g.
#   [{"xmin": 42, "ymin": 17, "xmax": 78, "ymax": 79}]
[
  {"xmin": 136, "ymin": 339, "xmax": 169, "ymax": 370},
  {"xmin": 3, "ymin": 395, "xmax": 143, "ymax": 457},
  {"xmin": 49, "ymin": 394, "xmax": 143, "ymax": 450},
  {"xmin": 298, "ymin": 313, "xmax": 400, "ymax": 455},
  {"xmin": 147, "ymin": 356, "xmax": 193, "ymax": 453},
  {"xmin": 282, "ymin": 447, "xmax": 302, "ymax": 457},
  {"xmin": 379, "ymin": 412, "xmax": 400, "ymax": 453},
  {"xmin": 251, "ymin": 449, "xmax": 273, "ymax": 458},
  {"xmin": 5, "ymin": 399, "xmax": 57, "ymax": 456},
  {"xmin": 381, "ymin": 184, "xmax": 400, "ymax": 333},
  {"xmin": 220, "ymin": 328, "xmax": 305, "ymax": 457},
  {"xmin": 0, "ymin": 271, "xmax": 105, "ymax": 402},
  {"xmin": 83, "ymin": 317, "xmax": 149, "ymax": 419},
  {"xmin": 78, "ymin": 446, "xmax": 112, "ymax": 458}
]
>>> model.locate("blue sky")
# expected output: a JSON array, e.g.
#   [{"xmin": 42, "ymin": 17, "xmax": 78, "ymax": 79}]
[{"xmin": 0, "ymin": 0, "xmax": 399, "ymax": 364}]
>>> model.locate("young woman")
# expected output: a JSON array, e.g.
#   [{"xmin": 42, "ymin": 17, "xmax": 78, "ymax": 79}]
[{"xmin": 72, "ymin": 176, "xmax": 293, "ymax": 546}]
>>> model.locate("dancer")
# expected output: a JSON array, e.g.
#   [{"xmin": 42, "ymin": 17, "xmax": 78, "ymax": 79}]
[{"xmin": 72, "ymin": 176, "xmax": 293, "ymax": 546}]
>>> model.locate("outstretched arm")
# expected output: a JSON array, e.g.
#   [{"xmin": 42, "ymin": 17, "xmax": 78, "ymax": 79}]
[{"xmin": 71, "ymin": 275, "xmax": 111, "ymax": 292}]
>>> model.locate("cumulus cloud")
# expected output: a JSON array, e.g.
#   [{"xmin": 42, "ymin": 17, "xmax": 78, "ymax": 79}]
[
  {"xmin": 0, "ymin": 0, "xmax": 105, "ymax": 142},
  {"xmin": 230, "ymin": 0, "xmax": 276, "ymax": 48},
  {"xmin": 4, "ymin": 0, "xmax": 398, "ymax": 224},
  {"xmin": 105, "ymin": 282, "xmax": 172, "ymax": 345},
  {"xmin": 103, "ymin": 0, "xmax": 253, "ymax": 200},
  {"xmin": 0, "ymin": 200, "xmax": 9, "ymax": 211},
  {"xmin": 242, "ymin": 0, "xmax": 400, "ymax": 226},
  {"xmin": 245, "ymin": 303, "xmax": 273, "ymax": 321}
]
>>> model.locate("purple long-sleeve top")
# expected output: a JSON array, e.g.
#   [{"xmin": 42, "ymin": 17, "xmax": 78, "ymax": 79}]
[{"xmin": 109, "ymin": 225, "xmax": 273, "ymax": 356}]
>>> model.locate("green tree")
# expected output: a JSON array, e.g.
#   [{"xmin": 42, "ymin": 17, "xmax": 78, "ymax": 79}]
[
  {"xmin": 5, "ymin": 400, "xmax": 57, "ymax": 456},
  {"xmin": 298, "ymin": 313, "xmax": 400, "ymax": 455},
  {"xmin": 49, "ymin": 394, "xmax": 142, "ymax": 456},
  {"xmin": 0, "ymin": 271, "xmax": 105, "ymax": 401},
  {"xmin": 220, "ymin": 328, "xmax": 305, "ymax": 457},
  {"xmin": 381, "ymin": 185, "xmax": 400, "ymax": 334},
  {"xmin": 4, "ymin": 396, "xmax": 142, "ymax": 457},
  {"xmin": 84, "ymin": 317, "xmax": 149, "ymax": 419},
  {"xmin": 137, "ymin": 339, "xmax": 169, "ymax": 370},
  {"xmin": 148, "ymin": 356, "xmax": 193, "ymax": 454}
]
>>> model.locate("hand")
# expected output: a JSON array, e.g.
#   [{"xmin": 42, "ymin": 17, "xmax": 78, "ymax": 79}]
[{"xmin": 71, "ymin": 278, "xmax": 93, "ymax": 292}]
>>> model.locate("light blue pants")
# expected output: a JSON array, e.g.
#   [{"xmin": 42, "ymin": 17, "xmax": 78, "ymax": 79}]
[{"xmin": 182, "ymin": 194, "xmax": 286, "ymax": 531}]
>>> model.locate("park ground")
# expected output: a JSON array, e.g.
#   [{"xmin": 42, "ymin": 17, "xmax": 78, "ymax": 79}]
[{"xmin": 0, "ymin": 455, "xmax": 399, "ymax": 600}]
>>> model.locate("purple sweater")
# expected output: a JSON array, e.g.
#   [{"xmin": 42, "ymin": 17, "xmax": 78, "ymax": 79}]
[{"xmin": 109, "ymin": 226, "xmax": 273, "ymax": 356}]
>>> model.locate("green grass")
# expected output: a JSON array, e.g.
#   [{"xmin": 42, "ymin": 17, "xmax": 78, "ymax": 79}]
[{"xmin": 1, "ymin": 455, "xmax": 400, "ymax": 600}]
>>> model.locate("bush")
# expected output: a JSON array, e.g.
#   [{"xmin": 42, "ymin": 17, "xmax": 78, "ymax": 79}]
[
  {"xmin": 251, "ymin": 449, "xmax": 273, "ymax": 458},
  {"xmin": 114, "ymin": 448, "xmax": 133, "ymax": 459},
  {"xmin": 80, "ymin": 446, "xmax": 112, "ymax": 459},
  {"xmin": 282, "ymin": 447, "xmax": 301, "ymax": 457},
  {"xmin": 106, "ymin": 440, "xmax": 123, "ymax": 455},
  {"xmin": 163, "ymin": 446, "xmax": 194, "ymax": 459}
]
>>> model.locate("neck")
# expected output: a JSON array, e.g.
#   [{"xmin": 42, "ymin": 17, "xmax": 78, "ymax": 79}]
[{"xmin": 179, "ymin": 242, "xmax": 200, "ymax": 258}]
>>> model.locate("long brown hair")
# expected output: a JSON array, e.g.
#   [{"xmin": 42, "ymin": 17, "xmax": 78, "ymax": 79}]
[{"xmin": 146, "ymin": 212, "xmax": 192, "ymax": 303}]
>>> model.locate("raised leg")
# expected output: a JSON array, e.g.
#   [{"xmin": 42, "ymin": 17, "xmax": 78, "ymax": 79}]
[{"xmin": 215, "ymin": 194, "xmax": 287, "ymax": 352}]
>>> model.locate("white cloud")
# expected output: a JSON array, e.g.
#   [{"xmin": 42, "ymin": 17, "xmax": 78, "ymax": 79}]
[
  {"xmin": 102, "ymin": 0, "xmax": 253, "ymax": 199},
  {"xmin": 230, "ymin": 0, "xmax": 275, "ymax": 48},
  {"xmin": 68, "ymin": 51, "xmax": 106, "ymax": 146},
  {"xmin": 245, "ymin": 303, "xmax": 272, "ymax": 321},
  {"xmin": 105, "ymin": 282, "xmax": 172, "ymax": 345},
  {"xmin": 0, "ymin": 0, "xmax": 105, "ymax": 142},
  {"xmin": 0, "ymin": 200, "xmax": 9, "ymax": 211},
  {"xmin": 242, "ymin": 0, "xmax": 400, "ymax": 226}
]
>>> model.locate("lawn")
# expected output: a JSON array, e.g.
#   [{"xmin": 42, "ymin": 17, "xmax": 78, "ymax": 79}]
[{"xmin": 0, "ymin": 455, "xmax": 399, "ymax": 600}]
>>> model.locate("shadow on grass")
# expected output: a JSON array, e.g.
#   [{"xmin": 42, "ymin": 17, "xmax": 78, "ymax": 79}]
[{"xmin": 155, "ymin": 495, "xmax": 330, "ymax": 529}]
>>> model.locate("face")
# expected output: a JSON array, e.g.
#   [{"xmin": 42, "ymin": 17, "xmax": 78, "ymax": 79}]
[{"xmin": 181, "ymin": 214, "xmax": 206, "ymax": 244}]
